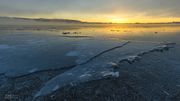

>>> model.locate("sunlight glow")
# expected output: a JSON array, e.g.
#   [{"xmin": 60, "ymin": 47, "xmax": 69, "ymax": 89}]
[{"xmin": 110, "ymin": 18, "xmax": 127, "ymax": 23}]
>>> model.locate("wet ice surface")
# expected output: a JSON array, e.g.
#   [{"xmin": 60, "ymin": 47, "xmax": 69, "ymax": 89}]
[
  {"xmin": 0, "ymin": 24, "xmax": 180, "ymax": 100},
  {"xmin": 0, "ymin": 31, "xmax": 77, "ymax": 77}
]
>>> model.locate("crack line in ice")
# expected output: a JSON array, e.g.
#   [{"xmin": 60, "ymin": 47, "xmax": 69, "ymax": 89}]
[
  {"xmin": 8, "ymin": 41, "xmax": 130, "ymax": 79},
  {"xmin": 34, "ymin": 43, "xmax": 176, "ymax": 99},
  {"xmin": 34, "ymin": 42, "xmax": 176, "ymax": 99},
  {"xmin": 80, "ymin": 41, "xmax": 130, "ymax": 65}
]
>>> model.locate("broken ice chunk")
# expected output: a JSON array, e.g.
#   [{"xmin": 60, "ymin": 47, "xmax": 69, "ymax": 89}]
[{"xmin": 101, "ymin": 71, "xmax": 119, "ymax": 78}]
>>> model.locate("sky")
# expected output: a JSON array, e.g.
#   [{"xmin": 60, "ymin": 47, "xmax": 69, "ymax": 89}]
[{"xmin": 0, "ymin": 0, "xmax": 180, "ymax": 23}]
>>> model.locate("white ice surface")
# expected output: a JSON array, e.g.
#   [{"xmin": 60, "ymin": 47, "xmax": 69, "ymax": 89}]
[{"xmin": 35, "ymin": 41, "xmax": 170, "ymax": 98}]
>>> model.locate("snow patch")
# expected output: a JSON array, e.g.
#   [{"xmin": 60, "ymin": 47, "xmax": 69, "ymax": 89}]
[
  {"xmin": 0, "ymin": 44, "xmax": 11, "ymax": 49},
  {"xmin": 66, "ymin": 51, "xmax": 79, "ymax": 57}
]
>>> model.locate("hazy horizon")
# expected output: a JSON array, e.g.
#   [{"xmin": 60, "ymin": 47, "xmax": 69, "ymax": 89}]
[{"xmin": 1, "ymin": 16, "xmax": 180, "ymax": 24}]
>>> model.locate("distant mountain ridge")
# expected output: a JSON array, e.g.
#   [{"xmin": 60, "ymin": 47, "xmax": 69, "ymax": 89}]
[
  {"xmin": 0, "ymin": 16, "xmax": 180, "ymax": 24},
  {"xmin": 0, "ymin": 16, "xmax": 84, "ymax": 24}
]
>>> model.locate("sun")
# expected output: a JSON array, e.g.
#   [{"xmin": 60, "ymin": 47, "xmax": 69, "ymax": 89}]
[{"xmin": 110, "ymin": 18, "xmax": 126, "ymax": 23}]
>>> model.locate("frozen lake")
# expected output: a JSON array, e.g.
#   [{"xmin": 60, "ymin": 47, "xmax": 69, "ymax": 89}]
[{"xmin": 0, "ymin": 24, "xmax": 180, "ymax": 100}]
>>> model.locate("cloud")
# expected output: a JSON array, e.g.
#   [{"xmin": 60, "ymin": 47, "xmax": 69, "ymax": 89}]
[{"xmin": 0, "ymin": 0, "xmax": 180, "ymax": 18}]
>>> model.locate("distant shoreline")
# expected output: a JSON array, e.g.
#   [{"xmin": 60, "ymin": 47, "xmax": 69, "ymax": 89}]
[{"xmin": 0, "ymin": 16, "xmax": 180, "ymax": 25}]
